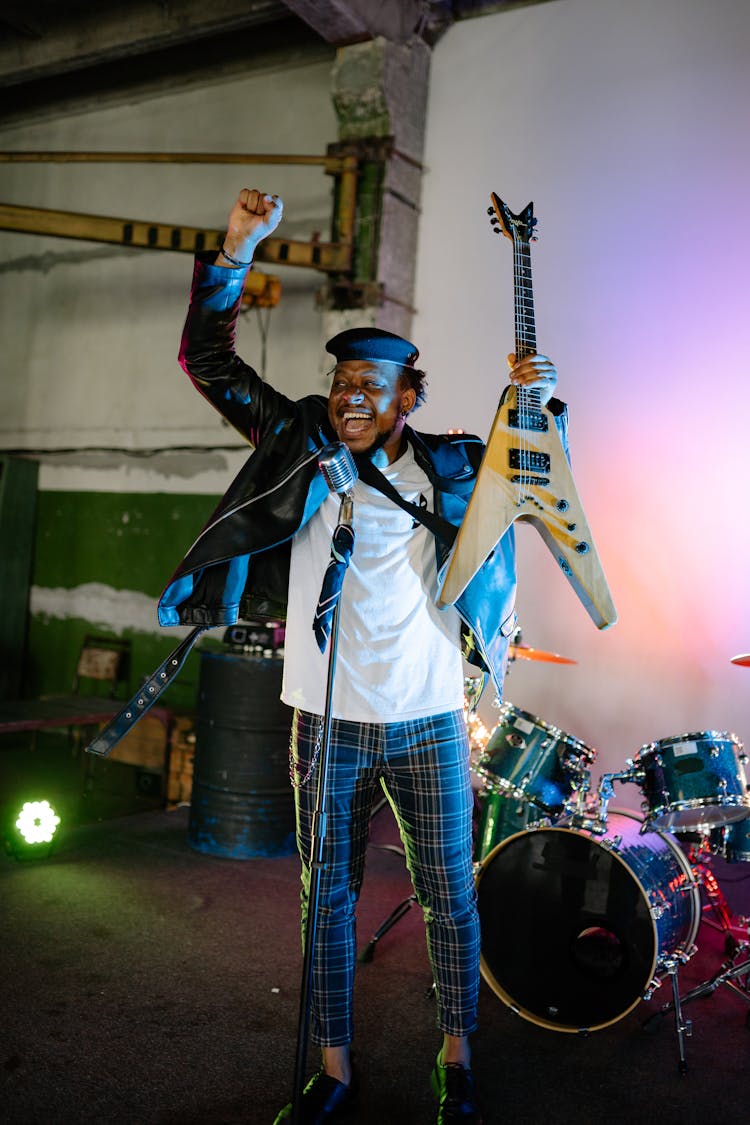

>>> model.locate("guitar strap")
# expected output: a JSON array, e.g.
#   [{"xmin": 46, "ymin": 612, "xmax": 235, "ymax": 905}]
[
  {"xmin": 355, "ymin": 454, "xmax": 458, "ymax": 548},
  {"xmin": 85, "ymin": 626, "xmax": 206, "ymax": 758}
]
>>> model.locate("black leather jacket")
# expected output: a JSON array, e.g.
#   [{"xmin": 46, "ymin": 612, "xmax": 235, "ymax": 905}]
[{"xmin": 158, "ymin": 256, "xmax": 569, "ymax": 695}]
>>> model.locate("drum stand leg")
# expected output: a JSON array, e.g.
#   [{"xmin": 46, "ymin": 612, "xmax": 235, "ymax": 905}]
[
  {"xmin": 644, "ymin": 937, "xmax": 750, "ymax": 1045},
  {"xmin": 358, "ymin": 894, "xmax": 418, "ymax": 963},
  {"xmin": 662, "ymin": 956, "xmax": 692, "ymax": 1075}
]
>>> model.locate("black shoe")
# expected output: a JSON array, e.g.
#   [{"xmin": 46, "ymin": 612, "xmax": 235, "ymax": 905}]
[
  {"xmin": 431, "ymin": 1056, "xmax": 482, "ymax": 1124},
  {"xmin": 273, "ymin": 1069, "xmax": 357, "ymax": 1124}
]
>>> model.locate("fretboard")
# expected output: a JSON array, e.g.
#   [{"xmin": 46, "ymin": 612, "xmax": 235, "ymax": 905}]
[{"xmin": 513, "ymin": 237, "xmax": 536, "ymax": 360}]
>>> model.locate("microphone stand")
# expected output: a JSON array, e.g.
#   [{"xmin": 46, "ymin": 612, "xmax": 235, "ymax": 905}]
[{"xmin": 291, "ymin": 489, "xmax": 354, "ymax": 1125}]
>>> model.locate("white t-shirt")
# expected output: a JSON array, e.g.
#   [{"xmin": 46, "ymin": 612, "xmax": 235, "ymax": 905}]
[{"xmin": 281, "ymin": 444, "xmax": 464, "ymax": 721}]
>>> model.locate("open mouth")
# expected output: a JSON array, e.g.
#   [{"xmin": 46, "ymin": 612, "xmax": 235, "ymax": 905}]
[{"xmin": 340, "ymin": 410, "xmax": 374, "ymax": 438}]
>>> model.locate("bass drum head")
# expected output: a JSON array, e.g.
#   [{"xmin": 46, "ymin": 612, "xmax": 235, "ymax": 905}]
[{"xmin": 476, "ymin": 812, "xmax": 697, "ymax": 1032}]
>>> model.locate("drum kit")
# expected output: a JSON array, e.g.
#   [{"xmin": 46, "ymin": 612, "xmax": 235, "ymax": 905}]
[{"xmin": 471, "ymin": 647, "xmax": 750, "ymax": 1073}]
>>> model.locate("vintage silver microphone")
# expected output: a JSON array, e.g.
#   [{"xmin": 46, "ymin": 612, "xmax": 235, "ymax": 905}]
[{"xmin": 318, "ymin": 441, "xmax": 358, "ymax": 526}]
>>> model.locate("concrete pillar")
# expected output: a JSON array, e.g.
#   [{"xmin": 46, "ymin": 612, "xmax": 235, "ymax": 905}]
[{"xmin": 320, "ymin": 35, "xmax": 431, "ymax": 349}]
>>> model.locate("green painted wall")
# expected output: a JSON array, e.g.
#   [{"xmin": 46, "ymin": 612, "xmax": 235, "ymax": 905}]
[{"xmin": 28, "ymin": 489, "xmax": 218, "ymax": 712}]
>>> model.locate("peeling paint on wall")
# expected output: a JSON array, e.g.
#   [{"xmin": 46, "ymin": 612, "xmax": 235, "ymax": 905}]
[
  {"xmin": 30, "ymin": 582, "xmax": 189, "ymax": 638},
  {"xmin": 36, "ymin": 449, "xmax": 248, "ymax": 494}
]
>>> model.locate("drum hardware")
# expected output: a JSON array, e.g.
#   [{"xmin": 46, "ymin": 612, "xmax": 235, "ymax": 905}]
[
  {"xmin": 642, "ymin": 922, "xmax": 750, "ymax": 1036},
  {"xmin": 358, "ymin": 891, "xmax": 419, "ymax": 964},
  {"xmin": 561, "ymin": 764, "xmax": 595, "ymax": 830},
  {"xmin": 684, "ymin": 835, "xmax": 740, "ymax": 940},
  {"xmin": 641, "ymin": 825, "xmax": 750, "ymax": 1042},
  {"xmin": 591, "ymin": 763, "xmax": 645, "ymax": 835},
  {"xmin": 642, "ymin": 948, "xmax": 696, "ymax": 1074}
]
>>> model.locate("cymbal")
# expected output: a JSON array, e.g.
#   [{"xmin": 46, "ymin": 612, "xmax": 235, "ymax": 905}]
[
  {"xmin": 509, "ymin": 643, "xmax": 576, "ymax": 665},
  {"xmin": 731, "ymin": 654, "xmax": 750, "ymax": 667}
]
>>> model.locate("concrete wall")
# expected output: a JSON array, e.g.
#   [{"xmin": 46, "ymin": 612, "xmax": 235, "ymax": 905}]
[
  {"xmin": 414, "ymin": 0, "xmax": 750, "ymax": 801},
  {"xmin": 0, "ymin": 49, "xmax": 336, "ymax": 706}
]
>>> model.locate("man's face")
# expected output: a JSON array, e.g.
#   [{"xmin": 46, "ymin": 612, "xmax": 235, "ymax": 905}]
[{"xmin": 327, "ymin": 360, "xmax": 415, "ymax": 462}]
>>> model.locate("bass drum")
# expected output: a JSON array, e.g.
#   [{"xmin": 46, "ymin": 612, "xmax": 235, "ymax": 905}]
[{"xmin": 476, "ymin": 811, "xmax": 699, "ymax": 1032}]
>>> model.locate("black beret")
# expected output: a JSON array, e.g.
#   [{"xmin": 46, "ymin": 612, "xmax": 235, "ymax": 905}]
[{"xmin": 325, "ymin": 327, "xmax": 419, "ymax": 367}]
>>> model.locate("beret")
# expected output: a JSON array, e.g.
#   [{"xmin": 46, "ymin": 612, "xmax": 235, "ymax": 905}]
[{"xmin": 325, "ymin": 327, "xmax": 419, "ymax": 367}]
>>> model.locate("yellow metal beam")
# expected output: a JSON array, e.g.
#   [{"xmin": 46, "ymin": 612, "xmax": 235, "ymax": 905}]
[
  {"xmin": 0, "ymin": 150, "xmax": 349, "ymax": 175},
  {"xmin": 0, "ymin": 202, "xmax": 352, "ymax": 273}
]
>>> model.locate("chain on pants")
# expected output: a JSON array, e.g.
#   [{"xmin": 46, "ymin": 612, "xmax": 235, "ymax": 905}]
[{"xmin": 291, "ymin": 707, "xmax": 480, "ymax": 1047}]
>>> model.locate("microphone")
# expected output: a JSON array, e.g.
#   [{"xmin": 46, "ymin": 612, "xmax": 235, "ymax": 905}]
[{"xmin": 318, "ymin": 442, "xmax": 358, "ymax": 495}]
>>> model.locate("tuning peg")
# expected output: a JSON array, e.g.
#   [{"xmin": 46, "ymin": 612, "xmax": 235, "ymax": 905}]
[
  {"xmin": 489, "ymin": 217, "xmax": 499, "ymax": 225},
  {"xmin": 487, "ymin": 206, "xmax": 495, "ymax": 215}
]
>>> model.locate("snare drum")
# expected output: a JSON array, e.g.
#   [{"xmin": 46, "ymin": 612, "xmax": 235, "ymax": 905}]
[
  {"xmin": 476, "ymin": 811, "xmax": 699, "ymax": 1032},
  {"xmin": 476, "ymin": 703, "xmax": 595, "ymax": 814},
  {"xmin": 635, "ymin": 731, "xmax": 749, "ymax": 832}
]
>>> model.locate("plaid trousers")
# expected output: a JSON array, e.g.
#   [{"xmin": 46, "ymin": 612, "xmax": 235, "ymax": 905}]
[{"xmin": 291, "ymin": 707, "xmax": 480, "ymax": 1047}]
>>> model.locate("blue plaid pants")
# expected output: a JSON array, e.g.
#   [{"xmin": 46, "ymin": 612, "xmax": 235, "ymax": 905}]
[{"xmin": 291, "ymin": 707, "xmax": 480, "ymax": 1047}]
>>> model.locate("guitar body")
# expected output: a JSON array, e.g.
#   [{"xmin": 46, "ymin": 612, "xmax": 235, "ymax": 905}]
[
  {"xmin": 438, "ymin": 385, "xmax": 617, "ymax": 628},
  {"xmin": 437, "ymin": 192, "xmax": 616, "ymax": 630}
]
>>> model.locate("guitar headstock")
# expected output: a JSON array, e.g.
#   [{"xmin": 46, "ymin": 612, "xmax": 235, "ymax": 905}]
[{"xmin": 488, "ymin": 193, "xmax": 538, "ymax": 243}]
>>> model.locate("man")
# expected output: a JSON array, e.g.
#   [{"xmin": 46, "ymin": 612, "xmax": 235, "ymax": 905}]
[{"xmin": 159, "ymin": 189, "xmax": 564, "ymax": 1124}]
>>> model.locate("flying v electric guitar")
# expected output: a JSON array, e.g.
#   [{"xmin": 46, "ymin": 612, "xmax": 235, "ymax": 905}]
[{"xmin": 437, "ymin": 193, "xmax": 617, "ymax": 630}]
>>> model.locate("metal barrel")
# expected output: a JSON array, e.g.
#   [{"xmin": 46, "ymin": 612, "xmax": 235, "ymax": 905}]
[{"xmin": 188, "ymin": 651, "xmax": 296, "ymax": 859}]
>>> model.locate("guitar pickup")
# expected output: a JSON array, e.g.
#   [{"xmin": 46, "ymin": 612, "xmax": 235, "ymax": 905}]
[
  {"xmin": 509, "ymin": 449, "xmax": 551, "ymax": 473},
  {"xmin": 507, "ymin": 408, "xmax": 548, "ymax": 433}
]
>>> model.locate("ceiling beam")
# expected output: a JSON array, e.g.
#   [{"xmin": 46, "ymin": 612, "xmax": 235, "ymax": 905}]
[
  {"xmin": 0, "ymin": 0, "xmax": 289, "ymax": 88},
  {"xmin": 282, "ymin": 0, "xmax": 426, "ymax": 46}
]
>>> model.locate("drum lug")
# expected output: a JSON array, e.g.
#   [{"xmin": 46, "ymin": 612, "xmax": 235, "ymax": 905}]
[{"xmin": 643, "ymin": 976, "xmax": 663, "ymax": 1001}]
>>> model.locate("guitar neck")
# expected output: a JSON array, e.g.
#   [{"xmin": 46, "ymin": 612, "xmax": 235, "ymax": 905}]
[{"xmin": 513, "ymin": 237, "xmax": 537, "ymax": 361}]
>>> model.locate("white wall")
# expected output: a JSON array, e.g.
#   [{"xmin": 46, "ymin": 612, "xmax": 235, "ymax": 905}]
[{"xmin": 414, "ymin": 0, "xmax": 750, "ymax": 805}]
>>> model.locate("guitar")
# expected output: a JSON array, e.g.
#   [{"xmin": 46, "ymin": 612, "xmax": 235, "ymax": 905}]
[{"xmin": 437, "ymin": 193, "xmax": 617, "ymax": 630}]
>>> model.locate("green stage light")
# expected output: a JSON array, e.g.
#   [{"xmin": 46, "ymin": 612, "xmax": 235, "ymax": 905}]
[{"xmin": 15, "ymin": 800, "xmax": 61, "ymax": 845}]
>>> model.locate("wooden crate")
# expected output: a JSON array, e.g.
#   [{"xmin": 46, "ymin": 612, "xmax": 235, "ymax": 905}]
[{"xmin": 166, "ymin": 714, "xmax": 196, "ymax": 807}]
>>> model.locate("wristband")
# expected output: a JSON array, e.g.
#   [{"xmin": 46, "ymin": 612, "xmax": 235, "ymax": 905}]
[{"xmin": 220, "ymin": 244, "xmax": 253, "ymax": 268}]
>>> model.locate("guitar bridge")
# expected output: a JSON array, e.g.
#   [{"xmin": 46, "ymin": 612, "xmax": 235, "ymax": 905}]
[{"xmin": 511, "ymin": 474, "xmax": 550, "ymax": 487}]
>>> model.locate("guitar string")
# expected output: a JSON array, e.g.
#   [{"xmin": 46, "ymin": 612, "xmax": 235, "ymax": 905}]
[
  {"xmin": 514, "ymin": 228, "xmax": 529, "ymax": 506},
  {"xmin": 518, "ymin": 231, "xmax": 538, "ymax": 507},
  {"xmin": 513, "ymin": 229, "xmax": 522, "ymax": 506}
]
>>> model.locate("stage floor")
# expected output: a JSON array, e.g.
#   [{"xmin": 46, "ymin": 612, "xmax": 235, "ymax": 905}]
[{"xmin": 1, "ymin": 800, "xmax": 749, "ymax": 1124}]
